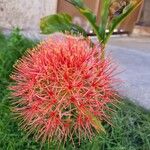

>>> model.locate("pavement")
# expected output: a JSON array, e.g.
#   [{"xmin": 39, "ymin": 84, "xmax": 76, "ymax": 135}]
[{"xmin": 107, "ymin": 36, "xmax": 150, "ymax": 110}]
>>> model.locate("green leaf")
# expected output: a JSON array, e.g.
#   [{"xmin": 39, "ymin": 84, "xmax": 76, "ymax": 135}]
[
  {"xmin": 66, "ymin": 0, "xmax": 103, "ymax": 42},
  {"xmin": 104, "ymin": 0, "xmax": 143, "ymax": 44},
  {"xmin": 99, "ymin": 0, "xmax": 111, "ymax": 40},
  {"xmin": 66, "ymin": 0, "xmax": 84, "ymax": 8},
  {"xmin": 40, "ymin": 13, "xmax": 87, "ymax": 36}
]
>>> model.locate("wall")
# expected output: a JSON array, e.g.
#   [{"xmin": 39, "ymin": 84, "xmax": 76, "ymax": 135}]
[
  {"xmin": 142, "ymin": 0, "xmax": 150, "ymax": 26},
  {"xmin": 58, "ymin": 0, "xmax": 143, "ymax": 33},
  {"xmin": 0, "ymin": 0, "xmax": 57, "ymax": 31},
  {"xmin": 0, "ymin": 0, "xmax": 148, "ymax": 33},
  {"xmin": 57, "ymin": 0, "xmax": 100, "ymax": 33}
]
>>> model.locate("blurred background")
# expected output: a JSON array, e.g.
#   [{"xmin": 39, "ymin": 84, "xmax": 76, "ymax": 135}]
[{"xmin": 0, "ymin": 0, "xmax": 149, "ymax": 36}]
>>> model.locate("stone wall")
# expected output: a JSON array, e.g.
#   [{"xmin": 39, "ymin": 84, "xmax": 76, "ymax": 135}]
[{"xmin": 0, "ymin": 0, "xmax": 57, "ymax": 31}]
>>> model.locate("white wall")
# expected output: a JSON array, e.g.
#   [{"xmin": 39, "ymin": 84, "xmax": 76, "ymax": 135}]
[{"xmin": 0, "ymin": 0, "xmax": 57, "ymax": 31}]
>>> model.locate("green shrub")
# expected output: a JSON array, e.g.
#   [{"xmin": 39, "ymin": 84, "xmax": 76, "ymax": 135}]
[{"xmin": 0, "ymin": 28, "xmax": 35, "ymax": 97}]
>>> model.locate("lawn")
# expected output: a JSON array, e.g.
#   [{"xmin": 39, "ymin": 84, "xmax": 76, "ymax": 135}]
[{"xmin": 0, "ymin": 29, "xmax": 150, "ymax": 150}]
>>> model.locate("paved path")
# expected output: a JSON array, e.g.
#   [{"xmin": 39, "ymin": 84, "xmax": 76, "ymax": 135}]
[{"xmin": 107, "ymin": 36, "xmax": 150, "ymax": 109}]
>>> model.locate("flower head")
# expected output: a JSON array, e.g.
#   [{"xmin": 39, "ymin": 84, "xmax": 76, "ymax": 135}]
[{"xmin": 10, "ymin": 34, "xmax": 119, "ymax": 144}]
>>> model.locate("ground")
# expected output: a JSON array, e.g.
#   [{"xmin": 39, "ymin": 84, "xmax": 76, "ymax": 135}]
[{"xmin": 107, "ymin": 36, "xmax": 150, "ymax": 110}]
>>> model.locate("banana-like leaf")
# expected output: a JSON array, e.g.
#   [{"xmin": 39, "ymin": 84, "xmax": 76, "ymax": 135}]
[
  {"xmin": 104, "ymin": 0, "xmax": 143, "ymax": 44},
  {"xmin": 40, "ymin": 13, "xmax": 87, "ymax": 36},
  {"xmin": 99, "ymin": 0, "xmax": 111, "ymax": 40},
  {"xmin": 65, "ymin": 0, "xmax": 84, "ymax": 8},
  {"xmin": 65, "ymin": 0, "xmax": 103, "ymax": 42}
]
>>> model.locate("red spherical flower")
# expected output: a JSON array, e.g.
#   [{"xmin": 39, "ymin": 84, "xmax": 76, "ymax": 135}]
[{"xmin": 10, "ymin": 34, "xmax": 120, "ymax": 144}]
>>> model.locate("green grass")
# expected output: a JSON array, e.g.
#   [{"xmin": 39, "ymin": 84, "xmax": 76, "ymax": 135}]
[
  {"xmin": 0, "ymin": 28, "xmax": 36, "ymax": 98},
  {"xmin": 0, "ymin": 29, "xmax": 150, "ymax": 150}
]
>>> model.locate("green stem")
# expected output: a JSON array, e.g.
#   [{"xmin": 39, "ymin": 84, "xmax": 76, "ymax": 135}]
[{"xmin": 100, "ymin": 43, "xmax": 105, "ymax": 60}]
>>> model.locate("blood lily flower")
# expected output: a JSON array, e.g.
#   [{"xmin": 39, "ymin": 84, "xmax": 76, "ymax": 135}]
[{"xmin": 10, "ymin": 34, "xmax": 120, "ymax": 144}]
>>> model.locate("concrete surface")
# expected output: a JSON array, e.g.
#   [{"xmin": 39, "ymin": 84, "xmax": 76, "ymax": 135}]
[
  {"xmin": 107, "ymin": 36, "xmax": 150, "ymax": 109},
  {"xmin": 0, "ymin": 0, "xmax": 57, "ymax": 31}
]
